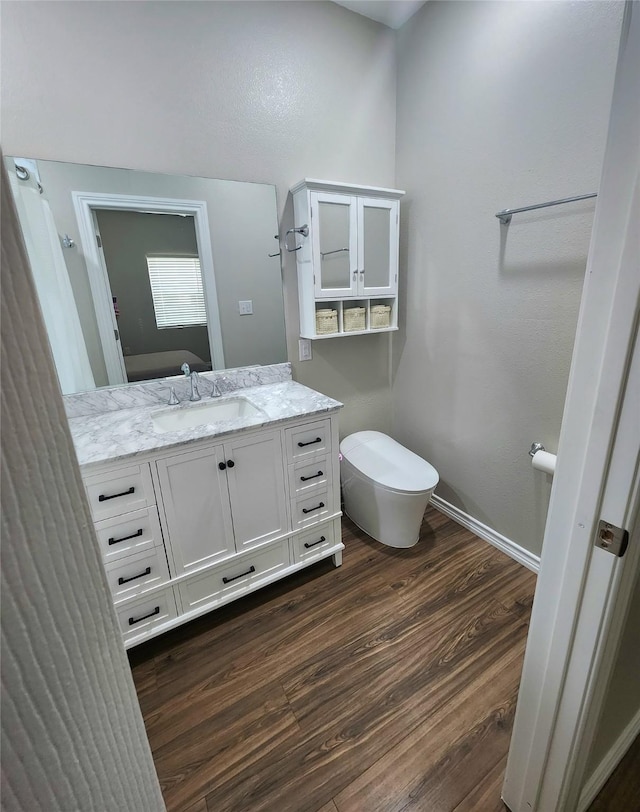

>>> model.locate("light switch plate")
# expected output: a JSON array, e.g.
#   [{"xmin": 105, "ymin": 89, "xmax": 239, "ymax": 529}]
[
  {"xmin": 298, "ymin": 338, "xmax": 312, "ymax": 361},
  {"xmin": 238, "ymin": 300, "xmax": 253, "ymax": 315}
]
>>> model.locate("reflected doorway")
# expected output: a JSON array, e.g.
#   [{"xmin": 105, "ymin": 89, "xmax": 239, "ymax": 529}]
[{"xmin": 95, "ymin": 209, "xmax": 212, "ymax": 382}]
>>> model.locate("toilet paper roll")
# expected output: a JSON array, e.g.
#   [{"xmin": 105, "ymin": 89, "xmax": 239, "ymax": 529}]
[{"xmin": 532, "ymin": 450, "xmax": 557, "ymax": 475}]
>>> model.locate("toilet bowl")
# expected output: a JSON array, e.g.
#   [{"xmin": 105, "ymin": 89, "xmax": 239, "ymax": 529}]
[{"xmin": 340, "ymin": 431, "xmax": 439, "ymax": 549}]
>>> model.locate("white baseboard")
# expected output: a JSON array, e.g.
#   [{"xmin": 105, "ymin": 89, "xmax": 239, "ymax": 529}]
[
  {"xmin": 577, "ymin": 706, "xmax": 640, "ymax": 812},
  {"xmin": 430, "ymin": 495, "xmax": 541, "ymax": 574}
]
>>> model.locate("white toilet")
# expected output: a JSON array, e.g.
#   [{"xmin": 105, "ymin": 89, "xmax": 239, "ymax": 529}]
[{"xmin": 340, "ymin": 431, "xmax": 439, "ymax": 549}]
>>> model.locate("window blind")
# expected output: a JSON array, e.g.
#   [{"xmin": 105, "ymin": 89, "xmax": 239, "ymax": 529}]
[{"xmin": 146, "ymin": 255, "xmax": 206, "ymax": 329}]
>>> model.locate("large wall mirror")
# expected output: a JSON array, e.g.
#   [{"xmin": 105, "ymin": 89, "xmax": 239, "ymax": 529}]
[{"xmin": 5, "ymin": 157, "xmax": 287, "ymax": 394}]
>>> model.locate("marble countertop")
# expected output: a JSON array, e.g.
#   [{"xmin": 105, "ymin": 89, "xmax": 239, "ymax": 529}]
[{"xmin": 70, "ymin": 381, "xmax": 342, "ymax": 469}]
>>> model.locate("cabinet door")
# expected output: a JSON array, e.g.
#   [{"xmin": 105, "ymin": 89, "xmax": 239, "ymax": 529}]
[
  {"xmin": 357, "ymin": 197, "xmax": 398, "ymax": 297},
  {"xmin": 311, "ymin": 192, "xmax": 358, "ymax": 299},
  {"xmin": 224, "ymin": 430, "xmax": 289, "ymax": 552},
  {"xmin": 156, "ymin": 444, "xmax": 235, "ymax": 575}
]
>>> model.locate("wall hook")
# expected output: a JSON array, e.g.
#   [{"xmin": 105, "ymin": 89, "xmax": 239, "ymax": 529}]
[
  {"xmin": 268, "ymin": 234, "xmax": 281, "ymax": 258},
  {"xmin": 285, "ymin": 224, "xmax": 309, "ymax": 252}
]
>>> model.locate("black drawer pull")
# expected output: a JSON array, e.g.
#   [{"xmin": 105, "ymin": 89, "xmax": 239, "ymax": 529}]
[
  {"xmin": 298, "ymin": 437, "xmax": 322, "ymax": 448},
  {"xmin": 227, "ymin": 460, "xmax": 235, "ymax": 468},
  {"xmin": 118, "ymin": 567, "xmax": 151, "ymax": 586},
  {"xmin": 128, "ymin": 606, "xmax": 159, "ymax": 626},
  {"xmin": 99, "ymin": 486, "xmax": 135, "ymax": 502},
  {"xmin": 108, "ymin": 528, "xmax": 143, "ymax": 546},
  {"xmin": 302, "ymin": 502, "xmax": 325, "ymax": 514},
  {"xmin": 304, "ymin": 536, "xmax": 326, "ymax": 549},
  {"xmin": 219, "ymin": 462, "xmax": 226, "ymax": 470},
  {"xmin": 300, "ymin": 470, "xmax": 323, "ymax": 482},
  {"xmin": 222, "ymin": 565, "xmax": 256, "ymax": 584}
]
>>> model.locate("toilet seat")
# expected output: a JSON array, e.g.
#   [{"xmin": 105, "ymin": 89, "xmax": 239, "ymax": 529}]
[{"xmin": 340, "ymin": 431, "xmax": 439, "ymax": 494}]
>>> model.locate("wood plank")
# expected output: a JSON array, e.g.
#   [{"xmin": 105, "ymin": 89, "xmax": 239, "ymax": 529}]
[
  {"xmin": 333, "ymin": 643, "xmax": 522, "ymax": 811},
  {"xmin": 183, "ymin": 798, "xmax": 208, "ymax": 812},
  {"xmin": 314, "ymin": 802, "xmax": 339, "ymax": 812},
  {"xmin": 130, "ymin": 510, "xmax": 536, "ymax": 812},
  {"xmin": 587, "ymin": 734, "xmax": 640, "ymax": 812},
  {"xmin": 453, "ymin": 754, "xmax": 509, "ymax": 812},
  {"xmin": 152, "ymin": 680, "xmax": 300, "ymax": 811},
  {"xmin": 143, "ymin": 573, "xmax": 399, "ymax": 750},
  {"xmin": 205, "ymin": 603, "xmax": 529, "ymax": 811},
  {"xmin": 283, "ymin": 556, "xmax": 525, "ymax": 729}
]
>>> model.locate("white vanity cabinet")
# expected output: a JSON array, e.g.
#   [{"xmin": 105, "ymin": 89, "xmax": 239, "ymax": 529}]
[
  {"xmin": 291, "ymin": 179, "xmax": 405, "ymax": 339},
  {"xmin": 84, "ymin": 461, "xmax": 179, "ymax": 644},
  {"xmin": 156, "ymin": 428, "xmax": 288, "ymax": 575},
  {"xmin": 81, "ymin": 411, "xmax": 343, "ymax": 648}
]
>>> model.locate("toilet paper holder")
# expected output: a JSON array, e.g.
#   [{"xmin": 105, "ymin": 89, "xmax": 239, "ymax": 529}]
[{"xmin": 529, "ymin": 442, "xmax": 557, "ymax": 476}]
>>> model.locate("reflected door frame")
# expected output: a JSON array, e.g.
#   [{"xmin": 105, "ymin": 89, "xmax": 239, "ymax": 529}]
[{"xmin": 72, "ymin": 191, "xmax": 225, "ymax": 385}]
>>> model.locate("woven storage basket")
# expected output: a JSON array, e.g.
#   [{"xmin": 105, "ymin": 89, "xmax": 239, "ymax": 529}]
[
  {"xmin": 343, "ymin": 306, "xmax": 366, "ymax": 332},
  {"xmin": 316, "ymin": 309, "xmax": 338, "ymax": 335},
  {"xmin": 371, "ymin": 304, "xmax": 391, "ymax": 329}
]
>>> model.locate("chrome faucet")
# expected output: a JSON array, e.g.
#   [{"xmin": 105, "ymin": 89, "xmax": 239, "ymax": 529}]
[
  {"xmin": 210, "ymin": 375, "xmax": 230, "ymax": 398},
  {"xmin": 181, "ymin": 363, "xmax": 201, "ymax": 402}
]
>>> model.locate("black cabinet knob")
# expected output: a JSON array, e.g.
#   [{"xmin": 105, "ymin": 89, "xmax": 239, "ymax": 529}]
[
  {"xmin": 227, "ymin": 460, "xmax": 235, "ymax": 468},
  {"xmin": 218, "ymin": 462, "xmax": 227, "ymax": 471}
]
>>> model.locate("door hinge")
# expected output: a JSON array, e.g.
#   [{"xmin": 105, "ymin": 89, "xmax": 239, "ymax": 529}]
[
  {"xmin": 114, "ymin": 328, "xmax": 120, "ymax": 342},
  {"xmin": 96, "ymin": 234, "xmax": 102, "ymax": 248},
  {"xmin": 595, "ymin": 520, "xmax": 629, "ymax": 557}
]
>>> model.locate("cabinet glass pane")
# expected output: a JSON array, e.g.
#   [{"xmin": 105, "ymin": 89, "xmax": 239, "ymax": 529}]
[
  {"xmin": 363, "ymin": 206, "xmax": 391, "ymax": 288},
  {"xmin": 318, "ymin": 201, "xmax": 351, "ymax": 290}
]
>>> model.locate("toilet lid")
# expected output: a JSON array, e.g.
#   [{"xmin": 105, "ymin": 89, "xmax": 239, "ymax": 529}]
[{"xmin": 340, "ymin": 431, "xmax": 439, "ymax": 493}]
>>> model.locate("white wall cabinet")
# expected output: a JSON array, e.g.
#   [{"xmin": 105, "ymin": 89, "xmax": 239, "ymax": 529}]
[
  {"xmin": 82, "ymin": 412, "xmax": 343, "ymax": 647},
  {"xmin": 292, "ymin": 179, "xmax": 404, "ymax": 339}
]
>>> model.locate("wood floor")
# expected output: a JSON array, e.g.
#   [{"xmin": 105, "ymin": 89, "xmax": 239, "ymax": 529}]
[
  {"xmin": 587, "ymin": 735, "xmax": 640, "ymax": 812},
  {"xmin": 129, "ymin": 506, "xmax": 536, "ymax": 812}
]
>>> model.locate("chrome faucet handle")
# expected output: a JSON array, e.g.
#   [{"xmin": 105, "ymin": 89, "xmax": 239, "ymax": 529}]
[
  {"xmin": 189, "ymin": 370, "xmax": 201, "ymax": 402},
  {"xmin": 167, "ymin": 386, "xmax": 179, "ymax": 406},
  {"xmin": 210, "ymin": 379, "xmax": 222, "ymax": 398},
  {"xmin": 181, "ymin": 362, "xmax": 191, "ymax": 377}
]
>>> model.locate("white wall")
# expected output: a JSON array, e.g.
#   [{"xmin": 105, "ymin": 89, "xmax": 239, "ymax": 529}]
[
  {"xmin": 2, "ymin": 0, "xmax": 626, "ymax": 554},
  {"xmin": 394, "ymin": 0, "xmax": 623, "ymax": 556},
  {"xmin": 1, "ymin": 159, "xmax": 165, "ymax": 812},
  {"xmin": 0, "ymin": 0, "xmax": 397, "ymax": 436}
]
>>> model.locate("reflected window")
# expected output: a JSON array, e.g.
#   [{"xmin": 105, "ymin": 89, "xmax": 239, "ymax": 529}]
[{"xmin": 146, "ymin": 255, "xmax": 206, "ymax": 329}]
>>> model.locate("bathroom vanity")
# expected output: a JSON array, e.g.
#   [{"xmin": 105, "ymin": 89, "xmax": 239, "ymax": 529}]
[{"xmin": 67, "ymin": 365, "xmax": 343, "ymax": 647}]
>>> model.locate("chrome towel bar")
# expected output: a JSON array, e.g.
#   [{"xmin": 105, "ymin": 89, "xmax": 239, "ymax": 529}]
[{"xmin": 496, "ymin": 193, "xmax": 597, "ymax": 225}]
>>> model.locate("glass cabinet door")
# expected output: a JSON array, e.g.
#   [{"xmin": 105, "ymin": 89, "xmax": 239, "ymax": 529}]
[
  {"xmin": 357, "ymin": 197, "xmax": 398, "ymax": 297},
  {"xmin": 311, "ymin": 192, "xmax": 358, "ymax": 299}
]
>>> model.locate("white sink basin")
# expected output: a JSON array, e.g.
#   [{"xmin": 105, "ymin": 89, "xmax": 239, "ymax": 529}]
[{"xmin": 151, "ymin": 397, "xmax": 265, "ymax": 433}]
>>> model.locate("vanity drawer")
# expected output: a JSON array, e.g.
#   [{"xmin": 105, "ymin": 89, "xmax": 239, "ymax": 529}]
[
  {"xmin": 288, "ymin": 455, "xmax": 331, "ymax": 497},
  {"xmin": 94, "ymin": 507, "xmax": 163, "ymax": 564},
  {"xmin": 118, "ymin": 587, "xmax": 178, "ymax": 645},
  {"xmin": 292, "ymin": 520, "xmax": 341, "ymax": 564},
  {"xmin": 178, "ymin": 540, "xmax": 290, "ymax": 613},
  {"xmin": 105, "ymin": 547, "xmax": 170, "ymax": 603},
  {"xmin": 84, "ymin": 464, "xmax": 155, "ymax": 521},
  {"xmin": 285, "ymin": 420, "xmax": 331, "ymax": 461},
  {"xmin": 292, "ymin": 489, "xmax": 333, "ymax": 528}
]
